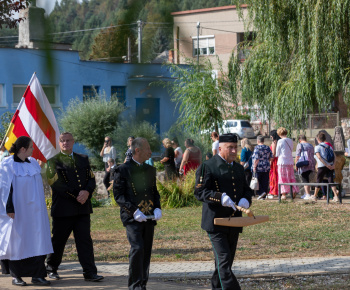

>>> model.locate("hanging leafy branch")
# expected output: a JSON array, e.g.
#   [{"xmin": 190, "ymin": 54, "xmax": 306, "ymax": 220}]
[
  {"xmin": 0, "ymin": 0, "xmax": 32, "ymax": 29},
  {"xmin": 230, "ymin": 0, "xmax": 350, "ymax": 130},
  {"xmin": 158, "ymin": 56, "xmax": 236, "ymax": 134}
]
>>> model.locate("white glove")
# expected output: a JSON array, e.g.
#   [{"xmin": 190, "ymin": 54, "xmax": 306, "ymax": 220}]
[
  {"xmin": 221, "ymin": 193, "xmax": 236, "ymax": 211},
  {"xmin": 238, "ymin": 198, "xmax": 250, "ymax": 209},
  {"xmin": 153, "ymin": 208, "xmax": 162, "ymax": 221},
  {"xmin": 133, "ymin": 209, "xmax": 147, "ymax": 222}
]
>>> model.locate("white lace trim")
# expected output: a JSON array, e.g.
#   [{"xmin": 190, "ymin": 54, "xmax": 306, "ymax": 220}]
[{"xmin": 2, "ymin": 156, "xmax": 41, "ymax": 177}]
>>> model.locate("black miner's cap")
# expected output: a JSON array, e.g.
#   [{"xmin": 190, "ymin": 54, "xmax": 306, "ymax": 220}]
[{"xmin": 219, "ymin": 133, "xmax": 237, "ymax": 143}]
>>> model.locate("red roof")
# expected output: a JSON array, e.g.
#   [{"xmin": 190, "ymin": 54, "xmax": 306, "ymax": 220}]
[{"xmin": 171, "ymin": 4, "xmax": 248, "ymax": 16}]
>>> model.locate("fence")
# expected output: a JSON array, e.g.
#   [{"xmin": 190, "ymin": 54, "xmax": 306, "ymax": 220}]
[{"xmin": 250, "ymin": 112, "xmax": 340, "ymax": 138}]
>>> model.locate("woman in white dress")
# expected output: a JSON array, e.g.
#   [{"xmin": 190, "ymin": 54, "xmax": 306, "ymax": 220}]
[{"xmin": 0, "ymin": 136, "xmax": 53, "ymax": 286}]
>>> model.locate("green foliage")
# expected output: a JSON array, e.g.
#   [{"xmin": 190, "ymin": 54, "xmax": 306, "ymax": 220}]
[
  {"xmin": 153, "ymin": 161, "xmax": 164, "ymax": 172},
  {"xmin": 89, "ymin": 20, "xmax": 136, "ymax": 62},
  {"xmin": 230, "ymin": 0, "xmax": 350, "ymax": 131},
  {"xmin": 0, "ymin": 111, "xmax": 12, "ymax": 140},
  {"xmin": 109, "ymin": 192, "xmax": 118, "ymax": 207},
  {"xmin": 161, "ymin": 57, "xmax": 234, "ymax": 134},
  {"xmin": 42, "ymin": 0, "xmax": 234, "ymax": 61},
  {"xmin": 141, "ymin": 1, "xmax": 177, "ymax": 62},
  {"xmin": 45, "ymin": 196, "xmax": 52, "ymax": 209},
  {"xmin": 157, "ymin": 170, "xmax": 200, "ymax": 208},
  {"xmin": 112, "ymin": 118, "xmax": 160, "ymax": 161},
  {"xmin": 89, "ymin": 0, "xmax": 142, "ymax": 62},
  {"xmin": 233, "ymin": 112, "xmax": 250, "ymax": 121},
  {"xmin": 90, "ymin": 196, "xmax": 101, "ymax": 208},
  {"xmin": 59, "ymin": 92, "xmax": 125, "ymax": 158}
]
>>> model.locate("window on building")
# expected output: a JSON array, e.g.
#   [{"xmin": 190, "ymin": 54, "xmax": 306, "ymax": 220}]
[
  {"xmin": 111, "ymin": 86, "xmax": 126, "ymax": 104},
  {"xmin": 83, "ymin": 85, "xmax": 100, "ymax": 101},
  {"xmin": 192, "ymin": 36, "xmax": 215, "ymax": 56},
  {"xmin": 12, "ymin": 85, "xmax": 59, "ymax": 106}
]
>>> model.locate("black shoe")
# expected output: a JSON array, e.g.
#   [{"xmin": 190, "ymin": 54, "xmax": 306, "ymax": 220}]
[
  {"xmin": 12, "ymin": 277, "xmax": 27, "ymax": 286},
  {"xmin": 84, "ymin": 274, "xmax": 104, "ymax": 282},
  {"xmin": 31, "ymin": 277, "xmax": 51, "ymax": 286},
  {"xmin": 48, "ymin": 271, "xmax": 60, "ymax": 280}
]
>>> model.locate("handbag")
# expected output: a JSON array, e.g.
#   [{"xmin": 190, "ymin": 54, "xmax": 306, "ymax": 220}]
[
  {"xmin": 250, "ymin": 173, "xmax": 259, "ymax": 191},
  {"xmin": 296, "ymin": 144, "xmax": 309, "ymax": 168},
  {"xmin": 243, "ymin": 149, "xmax": 252, "ymax": 170}
]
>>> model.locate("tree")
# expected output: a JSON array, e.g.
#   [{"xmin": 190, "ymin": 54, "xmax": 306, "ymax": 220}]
[
  {"xmin": 112, "ymin": 118, "xmax": 160, "ymax": 161},
  {"xmin": 230, "ymin": 0, "xmax": 350, "ymax": 130},
  {"xmin": 0, "ymin": 111, "xmax": 12, "ymax": 140},
  {"xmin": 89, "ymin": 0, "xmax": 142, "ymax": 62},
  {"xmin": 59, "ymin": 93, "xmax": 125, "ymax": 158},
  {"xmin": 141, "ymin": 0, "xmax": 177, "ymax": 62},
  {"xmin": 161, "ymin": 57, "xmax": 234, "ymax": 134},
  {"xmin": 89, "ymin": 21, "xmax": 136, "ymax": 62},
  {"xmin": 0, "ymin": 0, "xmax": 32, "ymax": 29}
]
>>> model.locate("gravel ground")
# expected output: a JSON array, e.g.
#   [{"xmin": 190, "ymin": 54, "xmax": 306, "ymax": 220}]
[{"xmin": 161, "ymin": 274, "xmax": 350, "ymax": 289}]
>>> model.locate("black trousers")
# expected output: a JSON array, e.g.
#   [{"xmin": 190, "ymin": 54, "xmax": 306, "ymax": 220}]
[
  {"xmin": 1, "ymin": 256, "xmax": 46, "ymax": 278},
  {"xmin": 46, "ymin": 215, "xmax": 97, "ymax": 277},
  {"xmin": 256, "ymin": 171, "xmax": 270, "ymax": 195},
  {"xmin": 316, "ymin": 167, "xmax": 334, "ymax": 187},
  {"xmin": 244, "ymin": 170, "xmax": 252, "ymax": 186},
  {"xmin": 207, "ymin": 230, "xmax": 241, "ymax": 290},
  {"xmin": 164, "ymin": 165, "xmax": 176, "ymax": 180},
  {"xmin": 1, "ymin": 260, "xmax": 9, "ymax": 274},
  {"xmin": 126, "ymin": 221, "xmax": 155, "ymax": 290},
  {"xmin": 103, "ymin": 170, "xmax": 111, "ymax": 196}
]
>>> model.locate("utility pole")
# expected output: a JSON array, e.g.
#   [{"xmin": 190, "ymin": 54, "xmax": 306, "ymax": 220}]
[
  {"xmin": 137, "ymin": 20, "xmax": 142, "ymax": 63},
  {"xmin": 196, "ymin": 22, "xmax": 200, "ymax": 66}
]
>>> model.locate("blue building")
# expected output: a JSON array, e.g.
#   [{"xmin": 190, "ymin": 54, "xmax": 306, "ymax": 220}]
[
  {"xmin": 0, "ymin": 47, "xmax": 179, "ymax": 137},
  {"xmin": 0, "ymin": 3, "xmax": 184, "ymax": 156}
]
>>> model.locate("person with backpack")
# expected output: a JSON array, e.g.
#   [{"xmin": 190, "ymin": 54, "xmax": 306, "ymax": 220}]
[{"xmin": 312, "ymin": 132, "xmax": 340, "ymax": 202}]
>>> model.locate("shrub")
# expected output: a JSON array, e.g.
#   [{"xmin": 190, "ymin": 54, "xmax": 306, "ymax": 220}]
[
  {"xmin": 154, "ymin": 161, "xmax": 164, "ymax": 172},
  {"xmin": 59, "ymin": 92, "xmax": 125, "ymax": 161},
  {"xmin": 157, "ymin": 170, "xmax": 200, "ymax": 208},
  {"xmin": 90, "ymin": 196, "xmax": 101, "ymax": 208},
  {"xmin": 112, "ymin": 118, "xmax": 160, "ymax": 161}
]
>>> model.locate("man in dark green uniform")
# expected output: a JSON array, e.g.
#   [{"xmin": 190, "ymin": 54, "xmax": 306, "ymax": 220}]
[
  {"xmin": 113, "ymin": 137, "xmax": 161, "ymax": 290},
  {"xmin": 195, "ymin": 133, "xmax": 253, "ymax": 290},
  {"xmin": 46, "ymin": 132, "xmax": 103, "ymax": 282}
]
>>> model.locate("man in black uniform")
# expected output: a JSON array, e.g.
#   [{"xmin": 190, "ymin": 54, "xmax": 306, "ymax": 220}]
[
  {"xmin": 195, "ymin": 134, "xmax": 253, "ymax": 290},
  {"xmin": 113, "ymin": 137, "xmax": 162, "ymax": 290},
  {"xmin": 46, "ymin": 132, "xmax": 103, "ymax": 282}
]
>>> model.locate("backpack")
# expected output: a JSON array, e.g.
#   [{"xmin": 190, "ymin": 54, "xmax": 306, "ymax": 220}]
[{"xmin": 319, "ymin": 144, "xmax": 335, "ymax": 163}]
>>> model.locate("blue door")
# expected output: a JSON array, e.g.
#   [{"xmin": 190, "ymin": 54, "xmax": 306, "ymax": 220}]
[{"xmin": 136, "ymin": 98, "xmax": 160, "ymax": 134}]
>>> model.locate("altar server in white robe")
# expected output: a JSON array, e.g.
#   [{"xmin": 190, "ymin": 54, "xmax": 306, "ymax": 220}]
[{"xmin": 0, "ymin": 136, "xmax": 53, "ymax": 286}]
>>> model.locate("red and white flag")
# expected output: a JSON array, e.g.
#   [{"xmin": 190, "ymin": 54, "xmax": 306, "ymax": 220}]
[{"xmin": 3, "ymin": 73, "xmax": 60, "ymax": 162}]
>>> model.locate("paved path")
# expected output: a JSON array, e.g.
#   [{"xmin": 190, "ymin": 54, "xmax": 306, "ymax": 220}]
[
  {"xmin": 64, "ymin": 256, "xmax": 350, "ymax": 278},
  {"xmin": 1, "ymin": 256, "xmax": 349, "ymax": 289}
]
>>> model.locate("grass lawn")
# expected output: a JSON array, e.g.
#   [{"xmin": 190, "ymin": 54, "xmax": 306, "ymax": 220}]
[{"xmin": 59, "ymin": 200, "xmax": 350, "ymax": 262}]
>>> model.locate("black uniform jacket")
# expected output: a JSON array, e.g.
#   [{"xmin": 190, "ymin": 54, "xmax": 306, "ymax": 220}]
[
  {"xmin": 46, "ymin": 152, "xmax": 96, "ymax": 217},
  {"xmin": 195, "ymin": 154, "xmax": 253, "ymax": 233},
  {"xmin": 113, "ymin": 159, "xmax": 161, "ymax": 226}
]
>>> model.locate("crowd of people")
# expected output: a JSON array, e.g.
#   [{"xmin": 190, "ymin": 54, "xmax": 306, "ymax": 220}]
[
  {"xmin": 0, "ymin": 128, "xmax": 346, "ymax": 289},
  {"xmin": 235, "ymin": 127, "xmax": 341, "ymax": 202}
]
